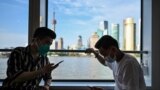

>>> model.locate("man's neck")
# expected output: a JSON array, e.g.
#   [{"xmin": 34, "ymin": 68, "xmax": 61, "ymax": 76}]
[
  {"xmin": 116, "ymin": 50, "xmax": 124, "ymax": 62},
  {"xmin": 30, "ymin": 44, "xmax": 39, "ymax": 60}
]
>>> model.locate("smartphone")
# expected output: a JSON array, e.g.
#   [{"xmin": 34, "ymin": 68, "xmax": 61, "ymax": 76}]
[
  {"xmin": 52, "ymin": 60, "xmax": 64, "ymax": 68},
  {"xmin": 56, "ymin": 60, "xmax": 64, "ymax": 65}
]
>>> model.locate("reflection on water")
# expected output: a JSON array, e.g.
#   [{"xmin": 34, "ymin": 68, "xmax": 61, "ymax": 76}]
[{"xmin": 0, "ymin": 56, "xmax": 113, "ymax": 80}]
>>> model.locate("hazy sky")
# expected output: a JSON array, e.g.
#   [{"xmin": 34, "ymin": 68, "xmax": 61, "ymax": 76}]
[{"xmin": 0, "ymin": 0, "xmax": 140, "ymax": 49}]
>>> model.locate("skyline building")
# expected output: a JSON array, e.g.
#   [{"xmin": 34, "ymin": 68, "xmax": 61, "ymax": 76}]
[
  {"xmin": 137, "ymin": 18, "xmax": 141, "ymax": 50},
  {"xmin": 55, "ymin": 41, "xmax": 58, "ymax": 50},
  {"xmin": 99, "ymin": 20, "xmax": 108, "ymax": 35},
  {"xmin": 58, "ymin": 37, "xmax": 63, "ymax": 49},
  {"xmin": 89, "ymin": 32, "xmax": 99, "ymax": 49},
  {"xmin": 123, "ymin": 18, "xmax": 136, "ymax": 51},
  {"xmin": 99, "ymin": 20, "xmax": 108, "ymax": 30},
  {"xmin": 77, "ymin": 35, "xmax": 83, "ymax": 49},
  {"xmin": 97, "ymin": 29, "xmax": 103, "ymax": 38},
  {"xmin": 111, "ymin": 23, "xmax": 120, "ymax": 42}
]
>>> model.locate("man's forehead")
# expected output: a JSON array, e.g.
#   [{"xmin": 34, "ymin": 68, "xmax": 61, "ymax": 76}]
[{"xmin": 42, "ymin": 37, "xmax": 53, "ymax": 44}]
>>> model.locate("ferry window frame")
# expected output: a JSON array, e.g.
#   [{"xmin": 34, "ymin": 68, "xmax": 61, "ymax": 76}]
[
  {"xmin": 0, "ymin": 0, "xmax": 153, "ymax": 88},
  {"xmin": 45, "ymin": 0, "xmax": 149, "ymax": 81}
]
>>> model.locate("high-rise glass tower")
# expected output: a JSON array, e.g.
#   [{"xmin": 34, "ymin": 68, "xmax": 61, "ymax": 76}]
[
  {"xmin": 111, "ymin": 23, "xmax": 119, "ymax": 42},
  {"xmin": 137, "ymin": 19, "xmax": 141, "ymax": 51},
  {"xmin": 123, "ymin": 18, "xmax": 136, "ymax": 51},
  {"xmin": 97, "ymin": 29, "xmax": 103, "ymax": 38},
  {"xmin": 99, "ymin": 21, "xmax": 108, "ymax": 35},
  {"xmin": 77, "ymin": 35, "xmax": 83, "ymax": 49}
]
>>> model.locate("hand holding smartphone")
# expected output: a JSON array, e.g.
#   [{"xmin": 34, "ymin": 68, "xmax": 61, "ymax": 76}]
[{"xmin": 52, "ymin": 60, "xmax": 64, "ymax": 68}]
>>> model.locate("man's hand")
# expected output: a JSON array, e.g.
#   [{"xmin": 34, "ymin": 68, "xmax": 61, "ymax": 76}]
[
  {"xmin": 86, "ymin": 48, "xmax": 99, "ymax": 57},
  {"xmin": 41, "ymin": 63, "xmax": 58, "ymax": 74},
  {"xmin": 85, "ymin": 48, "xmax": 96, "ymax": 53}
]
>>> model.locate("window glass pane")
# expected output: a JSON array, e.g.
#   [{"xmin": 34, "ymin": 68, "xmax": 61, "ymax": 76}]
[
  {"xmin": 48, "ymin": 0, "xmax": 141, "ymax": 51},
  {"xmin": 49, "ymin": 55, "xmax": 113, "ymax": 80},
  {"xmin": 0, "ymin": 0, "xmax": 28, "ymax": 79},
  {"xmin": 0, "ymin": 0, "xmax": 28, "ymax": 48},
  {"xmin": 40, "ymin": 0, "xmax": 47, "ymax": 27},
  {"xmin": 48, "ymin": 0, "xmax": 142, "ymax": 80}
]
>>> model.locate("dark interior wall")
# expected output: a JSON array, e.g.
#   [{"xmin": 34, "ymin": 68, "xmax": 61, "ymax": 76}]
[{"xmin": 152, "ymin": 0, "xmax": 160, "ymax": 89}]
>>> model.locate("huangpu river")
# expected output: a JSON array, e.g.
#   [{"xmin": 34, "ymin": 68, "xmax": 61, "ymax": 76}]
[
  {"xmin": 0, "ymin": 56, "xmax": 114, "ymax": 80},
  {"xmin": 0, "ymin": 56, "xmax": 151, "ymax": 86}
]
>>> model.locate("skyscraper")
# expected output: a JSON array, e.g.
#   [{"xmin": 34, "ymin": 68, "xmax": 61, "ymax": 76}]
[
  {"xmin": 55, "ymin": 41, "xmax": 58, "ymax": 50},
  {"xmin": 111, "ymin": 23, "xmax": 119, "ymax": 42},
  {"xmin": 99, "ymin": 21, "xmax": 108, "ymax": 35},
  {"xmin": 89, "ymin": 32, "xmax": 99, "ymax": 49},
  {"xmin": 99, "ymin": 21, "xmax": 108, "ymax": 30},
  {"xmin": 97, "ymin": 29, "xmax": 103, "ymax": 38},
  {"xmin": 58, "ymin": 37, "xmax": 63, "ymax": 49},
  {"xmin": 77, "ymin": 35, "xmax": 83, "ymax": 49},
  {"xmin": 123, "ymin": 18, "xmax": 136, "ymax": 51},
  {"xmin": 137, "ymin": 19, "xmax": 141, "ymax": 50}
]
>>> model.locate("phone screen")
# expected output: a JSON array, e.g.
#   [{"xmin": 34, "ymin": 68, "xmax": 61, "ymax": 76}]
[
  {"xmin": 54, "ymin": 60, "xmax": 64, "ymax": 67},
  {"xmin": 56, "ymin": 60, "xmax": 64, "ymax": 65}
]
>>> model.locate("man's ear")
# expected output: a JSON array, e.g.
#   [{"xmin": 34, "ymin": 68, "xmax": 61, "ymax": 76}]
[{"xmin": 111, "ymin": 46, "xmax": 117, "ymax": 51}]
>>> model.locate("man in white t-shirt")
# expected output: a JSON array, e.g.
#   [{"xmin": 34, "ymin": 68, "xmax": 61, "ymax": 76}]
[{"xmin": 86, "ymin": 35, "xmax": 146, "ymax": 90}]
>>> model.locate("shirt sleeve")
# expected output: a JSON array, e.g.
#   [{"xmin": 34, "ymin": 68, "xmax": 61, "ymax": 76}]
[
  {"xmin": 6, "ymin": 49, "xmax": 24, "ymax": 84},
  {"xmin": 121, "ymin": 62, "xmax": 140, "ymax": 90}
]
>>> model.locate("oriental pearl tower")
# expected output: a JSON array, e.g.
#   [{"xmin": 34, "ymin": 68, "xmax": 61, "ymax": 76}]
[{"xmin": 50, "ymin": 11, "xmax": 57, "ymax": 49}]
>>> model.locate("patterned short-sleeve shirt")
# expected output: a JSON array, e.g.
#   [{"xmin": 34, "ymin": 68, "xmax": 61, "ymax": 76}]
[{"xmin": 2, "ymin": 45, "xmax": 52, "ymax": 89}]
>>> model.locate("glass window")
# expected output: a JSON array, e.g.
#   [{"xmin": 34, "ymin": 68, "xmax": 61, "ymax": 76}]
[
  {"xmin": 40, "ymin": 0, "xmax": 47, "ymax": 27},
  {"xmin": 48, "ymin": 0, "xmax": 141, "ymax": 51},
  {"xmin": 0, "ymin": 0, "xmax": 28, "ymax": 79},
  {"xmin": 48, "ymin": 0, "xmax": 146, "ymax": 81}
]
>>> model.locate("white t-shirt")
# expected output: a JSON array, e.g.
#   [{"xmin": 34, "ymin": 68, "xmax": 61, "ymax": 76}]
[{"xmin": 105, "ymin": 53, "xmax": 146, "ymax": 90}]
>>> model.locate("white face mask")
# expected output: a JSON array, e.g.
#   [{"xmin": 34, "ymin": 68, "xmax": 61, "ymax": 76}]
[{"xmin": 104, "ymin": 56, "xmax": 115, "ymax": 63}]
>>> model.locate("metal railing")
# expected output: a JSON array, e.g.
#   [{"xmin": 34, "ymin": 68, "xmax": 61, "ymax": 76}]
[{"xmin": 0, "ymin": 49, "xmax": 148, "ymax": 54}]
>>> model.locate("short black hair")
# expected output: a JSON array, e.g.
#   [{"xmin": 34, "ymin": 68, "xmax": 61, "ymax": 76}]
[
  {"xmin": 33, "ymin": 27, "xmax": 56, "ymax": 39},
  {"xmin": 95, "ymin": 35, "xmax": 119, "ymax": 49}
]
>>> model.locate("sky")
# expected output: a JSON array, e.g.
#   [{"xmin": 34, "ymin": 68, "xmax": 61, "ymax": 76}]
[{"xmin": 0, "ymin": 0, "xmax": 140, "ymax": 49}]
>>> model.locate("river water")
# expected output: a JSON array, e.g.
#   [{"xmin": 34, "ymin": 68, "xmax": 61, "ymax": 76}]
[{"xmin": 0, "ymin": 56, "xmax": 113, "ymax": 80}]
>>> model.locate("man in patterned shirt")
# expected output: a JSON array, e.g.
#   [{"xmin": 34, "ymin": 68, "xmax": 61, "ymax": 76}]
[{"xmin": 2, "ymin": 27, "xmax": 57, "ymax": 90}]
